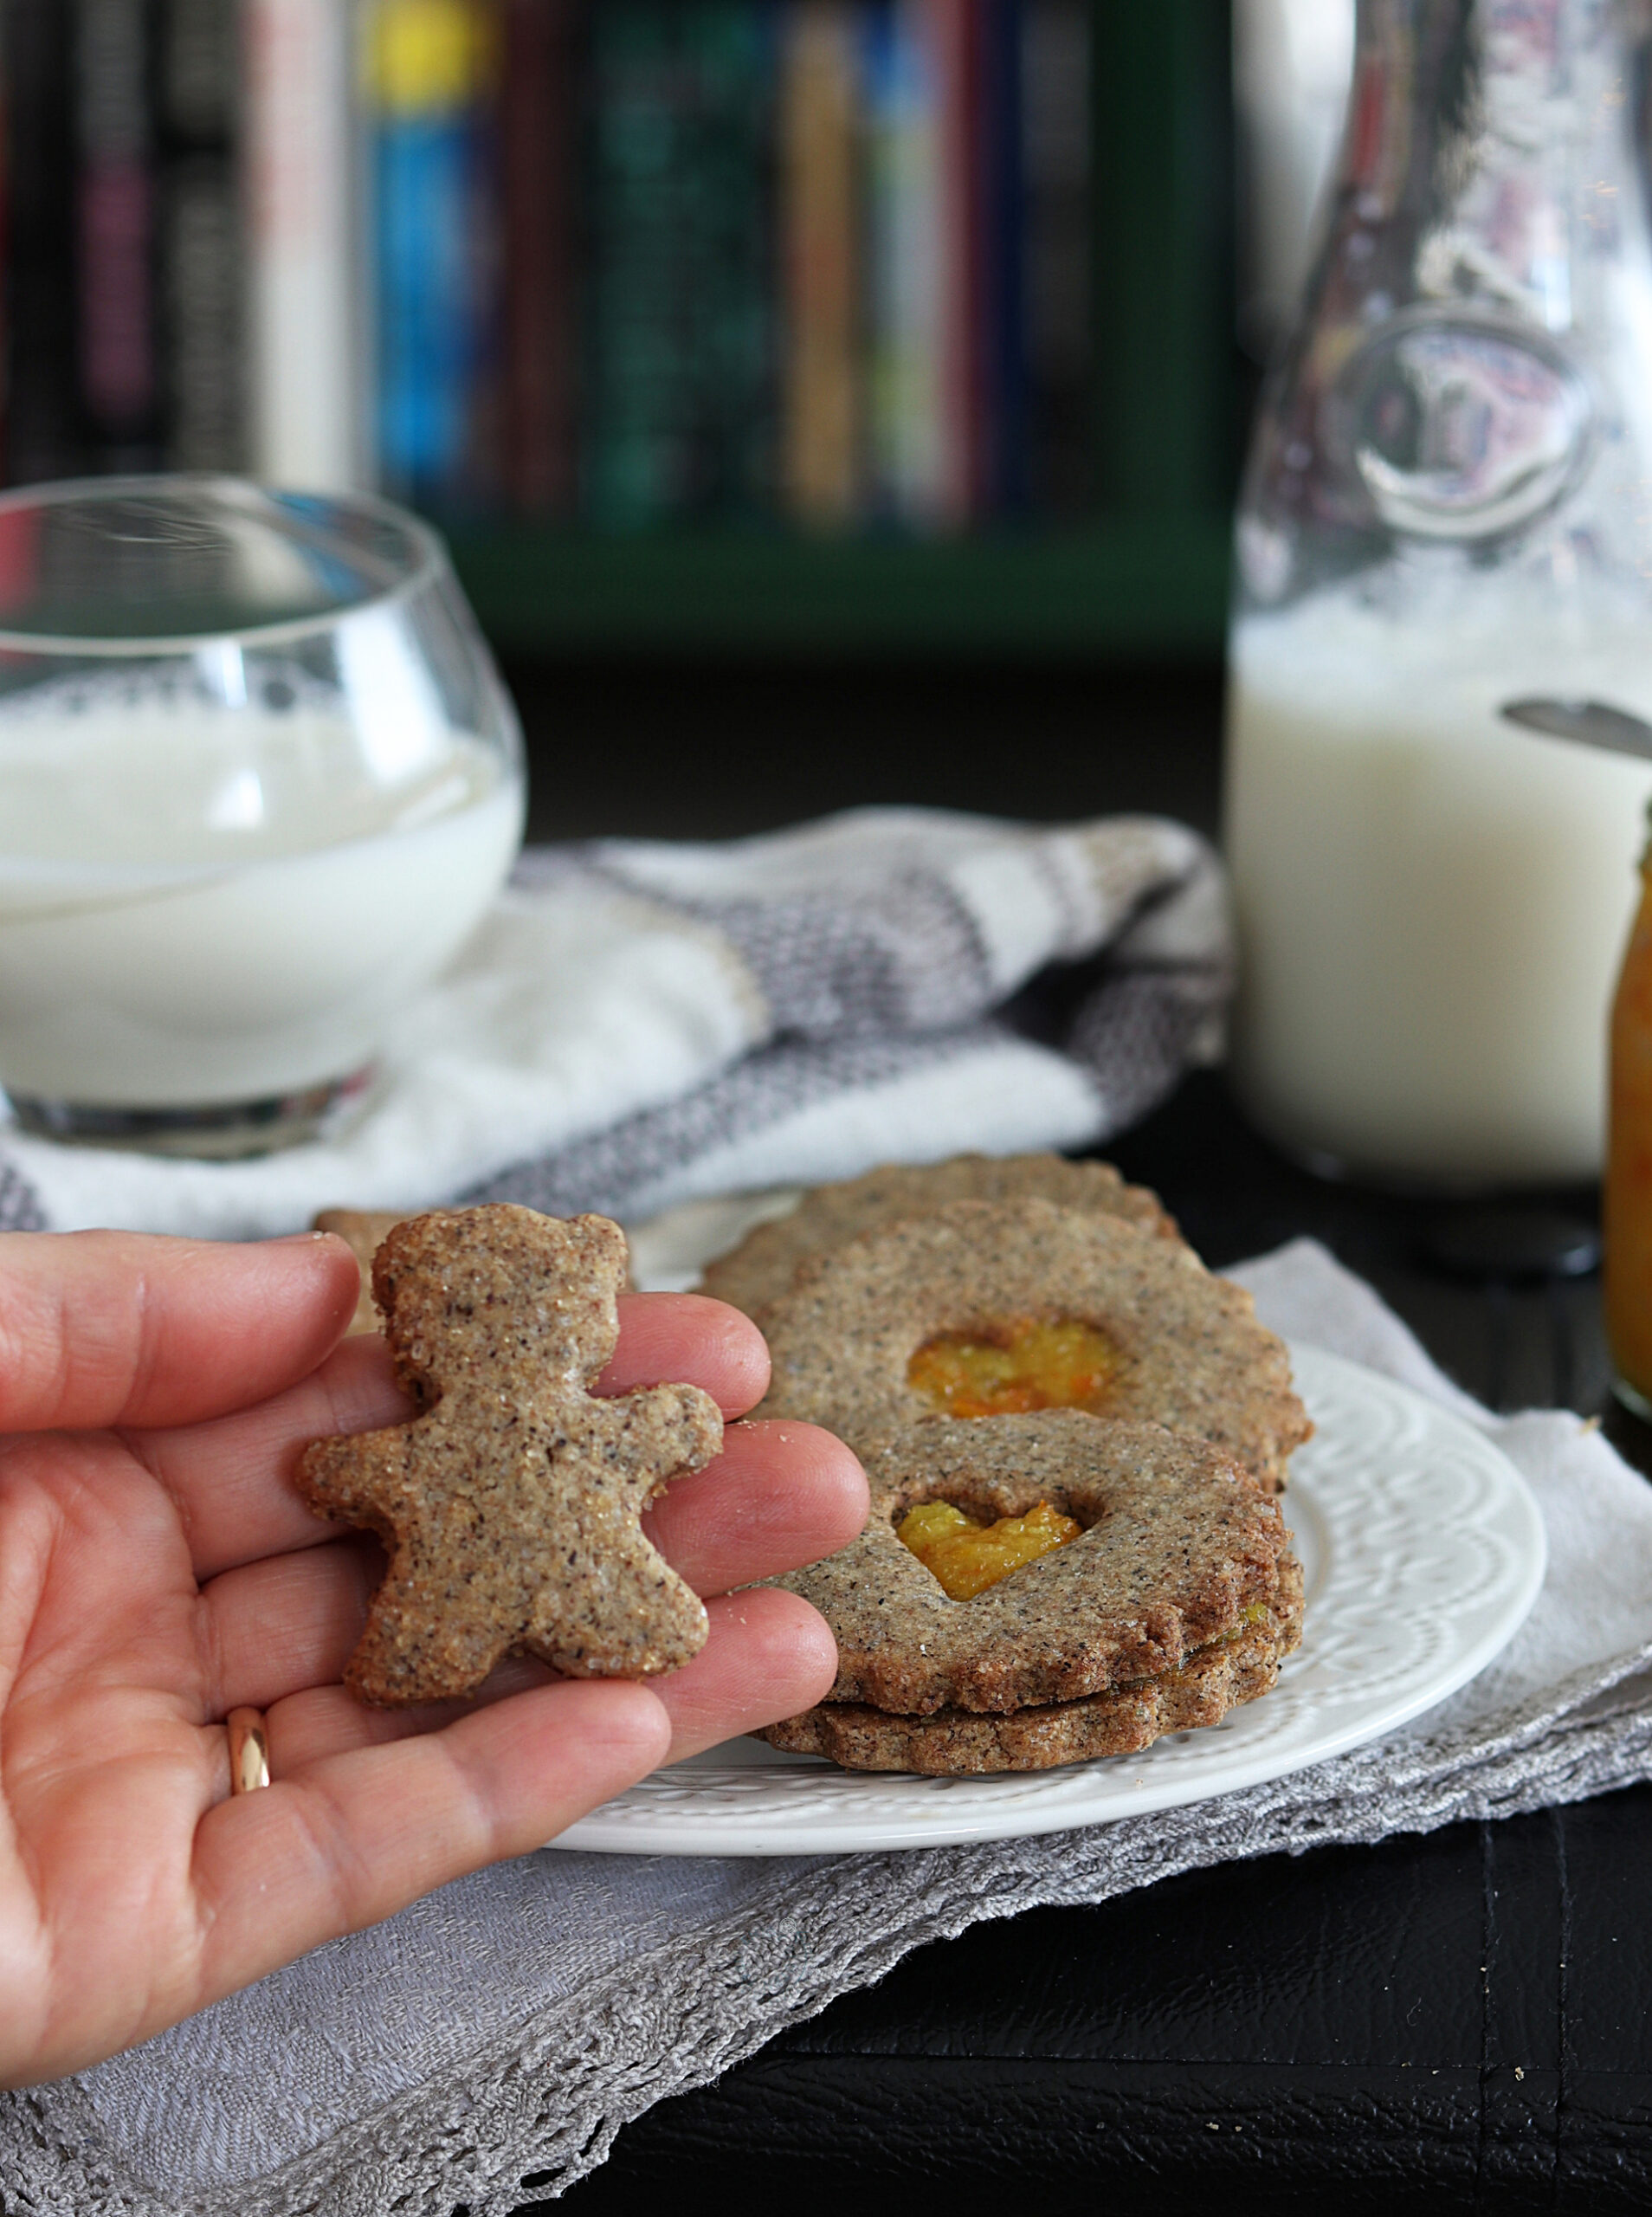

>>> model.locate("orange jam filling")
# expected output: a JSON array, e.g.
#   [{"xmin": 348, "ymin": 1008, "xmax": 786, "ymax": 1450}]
[
  {"xmin": 896, "ymin": 1498, "xmax": 1082, "ymax": 1601},
  {"xmin": 906, "ymin": 1316, "xmax": 1122, "ymax": 1419}
]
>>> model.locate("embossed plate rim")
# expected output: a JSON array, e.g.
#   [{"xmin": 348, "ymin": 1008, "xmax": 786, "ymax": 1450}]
[{"xmin": 553, "ymin": 1341, "xmax": 1546, "ymax": 1854}]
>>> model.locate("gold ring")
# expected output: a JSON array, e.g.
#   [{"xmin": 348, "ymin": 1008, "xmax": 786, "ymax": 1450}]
[{"xmin": 227, "ymin": 1707, "xmax": 271, "ymax": 1794}]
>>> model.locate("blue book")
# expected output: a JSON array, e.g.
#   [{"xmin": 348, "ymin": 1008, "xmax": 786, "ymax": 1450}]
[
  {"xmin": 862, "ymin": 0, "xmax": 944, "ymax": 524},
  {"xmin": 370, "ymin": 0, "xmax": 498, "ymax": 504}
]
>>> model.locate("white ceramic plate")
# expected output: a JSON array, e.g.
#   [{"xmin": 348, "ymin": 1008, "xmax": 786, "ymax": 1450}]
[{"xmin": 552, "ymin": 1343, "xmax": 1546, "ymax": 1855}]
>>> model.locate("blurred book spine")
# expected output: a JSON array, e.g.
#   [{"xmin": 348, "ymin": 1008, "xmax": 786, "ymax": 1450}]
[
  {"xmin": 779, "ymin": 1, "xmax": 861, "ymax": 527},
  {"xmin": 585, "ymin": 3, "xmax": 775, "ymax": 531},
  {"xmin": 687, "ymin": 3, "xmax": 777, "ymax": 520},
  {"xmin": 157, "ymin": 0, "xmax": 244, "ymax": 471},
  {"xmin": 501, "ymin": 0, "xmax": 578, "ymax": 516},
  {"xmin": 583, "ymin": 2, "xmax": 677, "ymax": 529},
  {"xmin": 4, "ymin": 0, "xmax": 78, "ymax": 483},
  {"xmin": 926, "ymin": 0, "xmax": 1027, "ymax": 525},
  {"xmin": 244, "ymin": 0, "xmax": 360, "ymax": 488},
  {"xmin": 74, "ymin": 0, "xmax": 158, "ymax": 469},
  {"xmin": 1021, "ymin": 0, "xmax": 1090, "ymax": 514},
  {"xmin": 864, "ymin": 0, "xmax": 942, "ymax": 524},
  {"xmin": 979, "ymin": 0, "xmax": 1026, "ymax": 514},
  {"xmin": 931, "ymin": 0, "xmax": 978, "ymax": 524},
  {"xmin": 0, "ymin": 0, "xmax": 1097, "ymax": 536},
  {"xmin": 366, "ymin": 0, "xmax": 500, "ymax": 506}
]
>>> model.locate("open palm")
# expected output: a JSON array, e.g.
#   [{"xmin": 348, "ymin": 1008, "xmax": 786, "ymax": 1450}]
[{"xmin": 0, "ymin": 1230, "xmax": 865, "ymax": 2087}]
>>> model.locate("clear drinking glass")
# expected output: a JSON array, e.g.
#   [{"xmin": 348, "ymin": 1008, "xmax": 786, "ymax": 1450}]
[
  {"xmin": 0, "ymin": 476, "xmax": 525, "ymax": 1157},
  {"xmin": 1226, "ymin": 0, "xmax": 1652, "ymax": 1188}
]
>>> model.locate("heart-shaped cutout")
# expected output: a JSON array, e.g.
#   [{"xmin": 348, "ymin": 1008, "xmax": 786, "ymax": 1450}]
[
  {"xmin": 896, "ymin": 1496, "xmax": 1084, "ymax": 1600},
  {"xmin": 906, "ymin": 1315, "xmax": 1124, "ymax": 1419},
  {"xmin": 769, "ymin": 1412, "xmax": 1292, "ymax": 1716},
  {"xmin": 758, "ymin": 1199, "xmax": 1312, "ymax": 1495}
]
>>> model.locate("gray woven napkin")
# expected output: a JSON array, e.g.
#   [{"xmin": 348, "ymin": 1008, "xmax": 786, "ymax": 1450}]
[
  {"xmin": 7, "ymin": 1238, "xmax": 1652, "ymax": 2217},
  {"xmin": 0, "ymin": 809, "xmax": 1229, "ymax": 1239}
]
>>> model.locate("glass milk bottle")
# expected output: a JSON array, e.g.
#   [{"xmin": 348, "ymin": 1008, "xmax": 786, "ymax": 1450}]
[{"xmin": 1226, "ymin": 0, "xmax": 1652, "ymax": 1186}]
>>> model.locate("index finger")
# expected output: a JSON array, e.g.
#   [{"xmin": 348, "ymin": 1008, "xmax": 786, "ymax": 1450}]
[
  {"xmin": 0, "ymin": 1228, "xmax": 360, "ymax": 1433},
  {"xmin": 132, "ymin": 1292, "xmax": 772, "ymax": 1580}
]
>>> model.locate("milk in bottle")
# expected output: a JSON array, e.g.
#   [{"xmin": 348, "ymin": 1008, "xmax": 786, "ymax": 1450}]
[
  {"xmin": 1225, "ymin": 0, "xmax": 1652, "ymax": 1186},
  {"xmin": 1229, "ymin": 587, "xmax": 1652, "ymax": 1182}
]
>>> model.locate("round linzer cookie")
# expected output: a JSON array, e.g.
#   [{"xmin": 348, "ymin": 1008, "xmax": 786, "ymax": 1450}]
[
  {"xmin": 769, "ymin": 1413, "xmax": 1290, "ymax": 1714},
  {"xmin": 757, "ymin": 1198, "xmax": 1311, "ymax": 1492},
  {"xmin": 758, "ymin": 1561, "xmax": 1304, "ymax": 1774},
  {"xmin": 698, "ymin": 1153, "xmax": 1178, "ymax": 1324}
]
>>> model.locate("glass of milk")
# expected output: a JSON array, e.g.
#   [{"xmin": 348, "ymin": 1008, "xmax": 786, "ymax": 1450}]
[
  {"xmin": 0, "ymin": 476, "xmax": 525, "ymax": 1155},
  {"xmin": 1225, "ymin": 0, "xmax": 1652, "ymax": 1188}
]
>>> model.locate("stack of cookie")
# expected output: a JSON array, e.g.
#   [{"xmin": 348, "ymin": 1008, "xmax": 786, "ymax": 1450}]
[{"xmin": 700, "ymin": 1156, "xmax": 1311, "ymax": 1775}]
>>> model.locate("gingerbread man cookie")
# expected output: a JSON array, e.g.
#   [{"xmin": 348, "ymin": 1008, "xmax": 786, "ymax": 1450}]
[{"xmin": 297, "ymin": 1205, "xmax": 723, "ymax": 1705}]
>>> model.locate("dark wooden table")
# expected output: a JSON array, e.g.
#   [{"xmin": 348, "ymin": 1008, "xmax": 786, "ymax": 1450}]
[{"xmin": 532, "ymin": 1070, "xmax": 1652, "ymax": 2217}]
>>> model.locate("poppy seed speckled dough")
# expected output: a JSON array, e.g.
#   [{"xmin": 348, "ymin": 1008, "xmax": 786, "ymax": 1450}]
[
  {"xmin": 757, "ymin": 1198, "xmax": 1312, "ymax": 1491},
  {"xmin": 296, "ymin": 1205, "xmax": 723, "ymax": 1705},
  {"xmin": 313, "ymin": 1201, "xmax": 631, "ymax": 1336},
  {"xmin": 768, "ymin": 1413, "xmax": 1294, "ymax": 1714},
  {"xmin": 758, "ymin": 1561, "xmax": 1305, "ymax": 1773},
  {"xmin": 699, "ymin": 1152, "xmax": 1178, "ymax": 1325}
]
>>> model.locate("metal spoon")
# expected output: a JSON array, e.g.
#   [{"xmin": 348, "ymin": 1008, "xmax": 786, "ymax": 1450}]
[{"xmin": 1500, "ymin": 696, "xmax": 1652, "ymax": 760}]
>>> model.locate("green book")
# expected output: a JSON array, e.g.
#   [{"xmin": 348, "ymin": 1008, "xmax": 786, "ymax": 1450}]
[{"xmin": 584, "ymin": 3, "xmax": 777, "ymax": 529}]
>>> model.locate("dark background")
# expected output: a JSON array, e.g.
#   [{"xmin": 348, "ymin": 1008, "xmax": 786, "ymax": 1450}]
[{"xmin": 504, "ymin": 653, "xmax": 1226, "ymax": 845}]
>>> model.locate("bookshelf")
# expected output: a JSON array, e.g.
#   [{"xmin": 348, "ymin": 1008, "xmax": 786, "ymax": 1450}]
[
  {"xmin": 451, "ymin": 3, "xmax": 1236, "ymax": 657},
  {"xmin": 0, "ymin": 0, "xmax": 1237, "ymax": 662}
]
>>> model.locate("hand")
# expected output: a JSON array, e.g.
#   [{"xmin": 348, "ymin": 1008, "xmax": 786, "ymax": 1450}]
[{"xmin": 0, "ymin": 1230, "xmax": 867, "ymax": 2087}]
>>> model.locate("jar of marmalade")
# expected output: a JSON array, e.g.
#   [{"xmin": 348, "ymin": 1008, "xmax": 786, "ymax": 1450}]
[{"xmin": 1605, "ymin": 819, "xmax": 1652, "ymax": 1414}]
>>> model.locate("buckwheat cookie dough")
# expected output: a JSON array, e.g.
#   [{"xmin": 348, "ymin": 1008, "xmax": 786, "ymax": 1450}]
[
  {"xmin": 758, "ymin": 1560, "xmax": 1305, "ymax": 1774},
  {"xmin": 758, "ymin": 1198, "xmax": 1311, "ymax": 1492},
  {"xmin": 313, "ymin": 1201, "xmax": 600, "ymax": 1335},
  {"xmin": 699, "ymin": 1153, "xmax": 1178, "ymax": 1324},
  {"xmin": 297, "ymin": 1205, "xmax": 722, "ymax": 1704},
  {"xmin": 769, "ymin": 1413, "xmax": 1291, "ymax": 1713}
]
